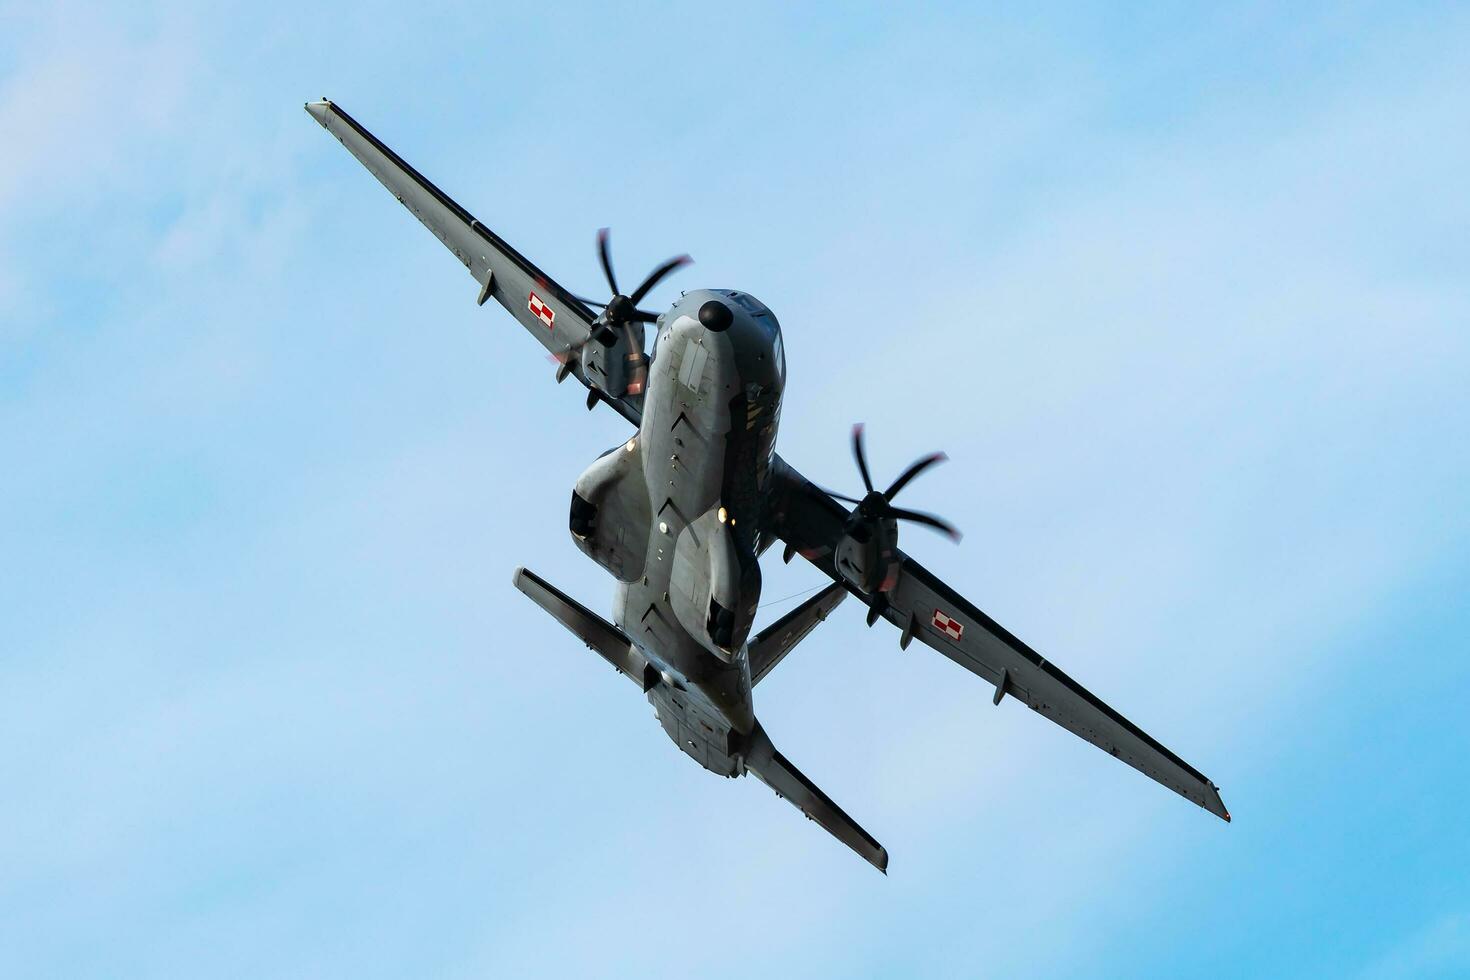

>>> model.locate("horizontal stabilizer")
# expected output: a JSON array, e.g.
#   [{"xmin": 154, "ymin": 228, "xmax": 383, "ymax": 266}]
[
  {"xmin": 512, "ymin": 567, "xmax": 654, "ymax": 689},
  {"xmin": 747, "ymin": 582, "xmax": 847, "ymax": 686},
  {"xmin": 744, "ymin": 722, "xmax": 888, "ymax": 873}
]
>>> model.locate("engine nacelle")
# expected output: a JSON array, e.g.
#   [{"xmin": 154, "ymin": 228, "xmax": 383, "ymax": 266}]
[
  {"xmin": 833, "ymin": 515, "xmax": 901, "ymax": 596},
  {"xmin": 580, "ymin": 321, "xmax": 646, "ymax": 397}
]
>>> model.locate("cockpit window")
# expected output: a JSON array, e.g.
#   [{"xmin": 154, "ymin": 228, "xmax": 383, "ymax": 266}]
[{"xmin": 729, "ymin": 292, "xmax": 766, "ymax": 316}]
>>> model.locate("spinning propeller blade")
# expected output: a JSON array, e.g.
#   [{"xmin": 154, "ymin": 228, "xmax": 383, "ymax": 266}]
[
  {"xmin": 852, "ymin": 424, "xmax": 875, "ymax": 493},
  {"xmin": 834, "ymin": 424, "xmax": 961, "ymax": 542},
  {"xmin": 558, "ymin": 230, "xmax": 692, "ymax": 385}
]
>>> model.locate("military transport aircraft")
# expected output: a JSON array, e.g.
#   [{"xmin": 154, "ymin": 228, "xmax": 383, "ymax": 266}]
[{"xmin": 306, "ymin": 100, "xmax": 1229, "ymax": 872}]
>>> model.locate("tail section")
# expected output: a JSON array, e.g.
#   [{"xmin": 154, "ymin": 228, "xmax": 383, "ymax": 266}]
[
  {"xmin": 744, "ymin": 721, "xmax": 888, "ymax": 873},
  {"xmin": 515, "ymin": 566, "xmax": 887, "ymax": 872}
]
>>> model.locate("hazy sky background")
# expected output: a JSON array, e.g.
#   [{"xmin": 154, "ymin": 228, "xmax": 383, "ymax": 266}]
[{"xmin": 3, "ymin": 2, "xmax": 1468, "ymax": 977}]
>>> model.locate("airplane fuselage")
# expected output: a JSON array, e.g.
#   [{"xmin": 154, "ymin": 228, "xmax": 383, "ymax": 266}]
[{"xmin": 569, "ymin": 290, "xmax": 785, "ymax": 774}]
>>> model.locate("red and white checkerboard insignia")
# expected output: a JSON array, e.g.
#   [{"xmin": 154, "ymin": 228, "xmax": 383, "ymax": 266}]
[
  {"xmin": 932, "ymin": 608, "xmax": 964, "ymax": 641},
  {"xmin": 527, "ymin": 291, "xmax": 556, "ymax": 329}
]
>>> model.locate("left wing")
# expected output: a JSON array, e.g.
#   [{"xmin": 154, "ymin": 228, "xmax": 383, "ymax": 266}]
[
  {"xmin": 767, "ymin": 457, "xmax": 1231, "ymax": 822},
  {"xmin": 305, "ymin": 100, "xmax": 640, "ymax": 425}
]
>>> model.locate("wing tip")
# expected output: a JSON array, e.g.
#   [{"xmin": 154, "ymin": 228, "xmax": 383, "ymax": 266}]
[
  {"xmin": 304, "ymin": 99, "xmax": 334, "ymax": 125},
  {"xmin": 1207, "ymin": 783, "xmax": 1231, "ymax": 823}
]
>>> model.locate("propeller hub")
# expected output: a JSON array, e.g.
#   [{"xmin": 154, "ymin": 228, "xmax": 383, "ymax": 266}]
[
  {"xmin": 604, "ymin": 294, "xmax": 636, "ymax": 324},
  {"xmin": 859, "ymin": 491, "xmax": 889, "ymax": 519},
  {"xmin": 825, "ymin": 424, "xmax": 961, "ymax": 543}
]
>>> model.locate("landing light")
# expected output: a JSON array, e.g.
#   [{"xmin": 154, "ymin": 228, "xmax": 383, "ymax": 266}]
[
  {"xmin": 718, "ymin": 506, "xmax": 728, "ymax": 523},
  {"xmin": 625, "ymin": 439, "xmax": 636, "ymax": 453}
]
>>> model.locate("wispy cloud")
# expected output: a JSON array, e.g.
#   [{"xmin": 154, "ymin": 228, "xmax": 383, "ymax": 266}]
[
  {"xmin": 2, "ymin": 4, "xmax": 1468, "ymax": 979},
  {"xmin": 0, "ymin": 6, "xmax": 202, "ymax": 330}
]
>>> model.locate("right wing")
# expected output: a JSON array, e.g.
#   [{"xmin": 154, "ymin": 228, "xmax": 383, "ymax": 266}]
[
  {"xmin": 767, "ymin": 457, "xmax": 1231, "ymax": 822},
  {"xmin": 883, "ymin": 556, "xmax": 1230, "ymax": 819},
  {"xmin": 304, "ymin": 100, "xmax": 641, "ymax": 426}
]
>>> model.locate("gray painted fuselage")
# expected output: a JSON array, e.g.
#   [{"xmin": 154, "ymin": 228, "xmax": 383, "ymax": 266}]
[{"xmin": 572, "ymin": 289, "xmax": 784, "ymax": 775}]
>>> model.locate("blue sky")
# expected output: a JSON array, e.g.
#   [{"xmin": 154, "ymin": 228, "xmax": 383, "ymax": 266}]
[{"xmin": 2, "ymin": 2, "xmax": 1468, "ymax": 977}]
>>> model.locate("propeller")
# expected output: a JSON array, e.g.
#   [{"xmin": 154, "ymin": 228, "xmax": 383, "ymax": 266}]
[
  {"xmin": 824, "ymin": 424, "xmax": 961, "ymax": 542},
  {"xmin": 560, "ymin": 228, "xmax": 690, "ymax": 394}
]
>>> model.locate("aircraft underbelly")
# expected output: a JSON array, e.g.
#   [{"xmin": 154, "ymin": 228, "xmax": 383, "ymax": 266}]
[
  {"xmin": 647, "ymin": 683, "xmax": 743, "ymax": 776},
  {"xmin": 612, "ymin": 315, "xmax": 760, "ymax": 737}
]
